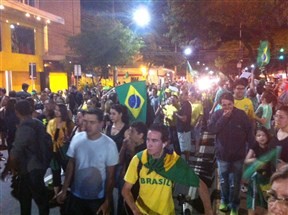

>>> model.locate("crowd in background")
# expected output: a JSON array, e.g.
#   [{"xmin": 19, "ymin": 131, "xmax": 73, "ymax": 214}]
[{"xmin": 0, "ymin": 72, "xmax": 288, "ymax": 215}]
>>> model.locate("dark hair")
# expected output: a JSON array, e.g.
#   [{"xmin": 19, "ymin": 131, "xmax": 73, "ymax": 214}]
[
  {"xmin": 108, "ymin": 93, "xmax": 118, "ymax": 104},
  {"xmin": 261, "ymin": 91, "xmax": 275, "ymax": 104},
  {"xmin": 255, "ymin": 126, "xmax": 270, "ymax": 143},
  {"xmin": 220, "ymin": 92, "xmax": 234, "ymax": 103},
  {"xmin": 131, "ymin": 122, "xmax": 147, "ymax": 138},
  {"xmin": 233, "ymin": 78, "xmax": 247, "ymax": 89},
  {"xmin": 25, "ymin": 97, "xmax": 35, "ymax": 111},
  {"xmin": 6, "ymin": 98, "xmax": 17, "ymax": 115},
  {"xmin": 0, "ymin": 88, "xmax": 6, "ymax": 94},
  {"xmin": 85, "ymin": 108, "xmax": 104, "ymax": 122},
  {"xmin": 15, "ymin": 100, "xmax": 32, "ymax": 116},
  {"xmin": 148, "ymin": 123, "xmax": 169, "ymax": 143},
  {"xmin": 111, "ymin": 104, "xmax": 129, "ymax": 124},
  {"xmin": 270, "ymin": 164, "xmax": 288, "ymax": 184},
  {"xmin": 8, "ymin": 90, "xmax": 16, "ymax": 97},
  {"xmin": 22, "ymin": 83, "xmax": 29, "ymax": 90},
  {"xmin": 57, "ymin": 104, "xmax": 71, "ymax": 123}
]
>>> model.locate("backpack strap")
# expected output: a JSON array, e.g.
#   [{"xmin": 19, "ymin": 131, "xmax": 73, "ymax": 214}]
[{"xmin": 136, "ymin": 150, "xmax": 144, "ymax": 177}]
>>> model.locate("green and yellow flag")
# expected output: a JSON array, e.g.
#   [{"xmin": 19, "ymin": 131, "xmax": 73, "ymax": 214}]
[
  {"xmin": 257, "ymin": 40, "xmax": 270, "ymax": 68},
  {"xmin": 115, "ymin": 81, "xmax": 147, "ymax": 123},
  {"xmin": 243, "ymin": 147, "xmax": 281, "ymax": 180},
  {"xmin": 137, "ymin": 149, "xmax": 200, "ymax": 187}
]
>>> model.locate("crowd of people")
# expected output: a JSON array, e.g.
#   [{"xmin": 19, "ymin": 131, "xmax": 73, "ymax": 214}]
[{"xmin": 0, "ymin": 74, "xmax": 287, "ymax": 215}]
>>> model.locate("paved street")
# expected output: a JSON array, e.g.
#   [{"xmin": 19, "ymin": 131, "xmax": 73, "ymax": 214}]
[{"xmin": 0, "ymin": 148, "xmax": 60, "ymax": 215}]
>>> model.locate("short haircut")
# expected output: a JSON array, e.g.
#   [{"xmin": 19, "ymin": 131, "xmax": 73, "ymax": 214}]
[
  {"xmin": 276, "ymin": 106, "xmax": 288, "ymax": 116},
  {"xmin": 261, "ymin": 91, "xmax": 275, "ymax": 104},
  {"xmin": 15, "ymin": 100, "xmax": 32, "ymax": 116},
  {"xmin": 131, "ymin": 122, "xmax": 147, "ymax": 137},
  {"xmin": 85, "ymin": 108, "xmax": 104, "ymax": 122},
  {"xmin": 22, "ymin": 83, "xmax": 29, "ymax": 90},
  {"xmin": 270, "ymin": 164, "xmax": 288, "ymax": 184},
  {"xmin": 148, "ymin": 123, "xmax": 169, "ymax": 143},
  {"xmin": 233, "ymin": 78, "xmax": 247, "ymax": 89},
  {"xmin": 220, "ymin": 92, "xmax": 234, "ymax": 103}
]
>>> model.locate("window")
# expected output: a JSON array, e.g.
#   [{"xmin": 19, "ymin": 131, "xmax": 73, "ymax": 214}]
[{"xmin": 11, "ymin": 25, "xmax": 35, "ymax": 55}]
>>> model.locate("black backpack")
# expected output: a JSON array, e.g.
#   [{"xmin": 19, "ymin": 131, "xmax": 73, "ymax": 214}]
[{"xmin": 23, "ymin": 118, "xmax": 53, "ymax": 170}]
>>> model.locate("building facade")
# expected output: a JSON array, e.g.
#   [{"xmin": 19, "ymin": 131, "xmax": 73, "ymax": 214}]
[{"xmin": 0, "ymin": 0, "xmax": 80, "ymax": 92}]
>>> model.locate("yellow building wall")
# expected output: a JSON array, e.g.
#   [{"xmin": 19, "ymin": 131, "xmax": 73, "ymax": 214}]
[
  {"xmin": 12, "ymin": 71, "xmax": 40, "ymax": 92},
  {"xmin": 0, "ymin": 15, "xmax": 44, "ymax": 92},
  {"xmin": 49, "ymin": 72, "xmax": 68, "ymax": 92}
]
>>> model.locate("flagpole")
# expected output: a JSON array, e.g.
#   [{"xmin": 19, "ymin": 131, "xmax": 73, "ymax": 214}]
[{"xmin": 101, "ymin": 87, "xmax": 115, "ymax": 99}]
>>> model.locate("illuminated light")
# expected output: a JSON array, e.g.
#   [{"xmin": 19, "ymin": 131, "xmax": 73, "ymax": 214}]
[
  {"xmin": 245, "ymin": 67, "xmax": 248, "ymax": 70},
  {"xmin": 25, "ymin": 13, "xmax": 30, "ymax": 17},
  {"xmin": 17, "ymin": 23, "xmax": 20, "ymax": 25},
  {"xmin": 259, "ymin": 74, "xmax": 265, "ymax": 78},
  {"xmin": 36, "ymin": 16, "xmax": 41, "ymax": 21},
  {"xmin": 184, "ymin": 47, "xmax": 192, "ymax": 56},
  {"xmin": 0, "ymin": 5, "xmax": 4, "ymax": 10},
  {"xmin": 46, "ymin": 20, "xmax": 51, "ymax": 24},
  {"xmin": 133, "ymin": 6, "xmax": 151, "ymax": 27},
  {"xmin": 44, "ymin": 64, "xmax": 49, "ymax": 67},
  {"xmin": 209, "ymin": 70, "xmax": 214, "ymax": 75},
  {"xmin": 69, "ymin": 61, "xmax": 72, "ymax": 64},
  {"xmin": 149, "ymin": 70, "xmax": 155, "ymax": 76},
  {"xmin": 251, "ymin": 64, "xmax": 255, "ymax": 68},
  {"xmin": 197, "ymin": 61, "xmax": 200, "ymax": 65},
  {"xmin": 202, "ymin": 63, "xmax": 205, "ymax": 66},
  {"xmin": 10, "ymin": 24, "xmax": 15, "ymax": 29},
  {"xmin": 280, "ymin": 48, "xmax": 285, "ymax": 52},
  {"xmin": 6, "ymin": 20, "xmax": 9, "ymax": 23},
  {"xmin": 205, "ymin": 67, "xmax": 209, "ymax": 71},
  {"xmin": 86, "ymin": 74, "xmax": 93, "ymax": 78},
  {"xmin": 141, "ymin": 67, "xmax": 147, "ymax": 76}
]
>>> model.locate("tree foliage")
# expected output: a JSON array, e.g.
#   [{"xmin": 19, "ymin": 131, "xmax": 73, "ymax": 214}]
[
  {"xmin": 67, "ymin": 15, "xmax": 144, "ymax": 72},
  {"xmin": 164, "ymin": 0, "xmax": 288, "ymax": 74}
]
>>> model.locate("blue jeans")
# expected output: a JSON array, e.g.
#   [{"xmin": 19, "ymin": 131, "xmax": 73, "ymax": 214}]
[{"xmin": 217, "ymin": 159, "xmax": 244, "ymax": 210}]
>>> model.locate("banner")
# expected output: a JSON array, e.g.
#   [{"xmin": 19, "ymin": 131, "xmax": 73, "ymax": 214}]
[{"xmin": 115, "ymin": 81, "xmax": 147, "ymax": 123}]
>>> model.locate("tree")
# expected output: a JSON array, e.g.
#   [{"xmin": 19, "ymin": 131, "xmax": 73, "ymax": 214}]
[
  {"xmin": 164, "ymin": 0, "xmax": 288, "ymax": 75},
  {"xmin": 67, "ymin": 14, "xmax": 144, "ymax": 76}
]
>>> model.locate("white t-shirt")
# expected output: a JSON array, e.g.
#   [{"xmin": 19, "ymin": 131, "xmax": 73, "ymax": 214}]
[{"xmin": 67, "ymin": 131, "xmax": 119, "ymax": 199}]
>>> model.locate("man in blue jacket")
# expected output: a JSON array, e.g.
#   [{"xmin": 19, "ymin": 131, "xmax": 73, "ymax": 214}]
[{"xmin": 208, "ymin": 92, "xmax": 255, "ymax": 215}]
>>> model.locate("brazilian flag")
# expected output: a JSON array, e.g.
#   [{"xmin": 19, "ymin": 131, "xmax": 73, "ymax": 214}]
[
  {"xmin": 257, "ymin": 40, "xmax": 270, "ymax": 68},
  {"xmin": 115, "ymin": 81, "xmax": 147, "ymax": 123}
]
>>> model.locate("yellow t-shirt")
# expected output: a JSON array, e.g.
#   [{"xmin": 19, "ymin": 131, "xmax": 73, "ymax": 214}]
[
  {"xmin": 191, "ymin": 102, "xmax": 203, "ymax": 126},
  {"xmin": 234, "ymin": 97, "xmax": 255, "ymax": 120},
  {"xmin": 162, "ymin": 104, "xmax": 178, "ymax": 126},
  {"xmin": 124, "ymin": 156, "xmax": 175, "ymax": 215}
]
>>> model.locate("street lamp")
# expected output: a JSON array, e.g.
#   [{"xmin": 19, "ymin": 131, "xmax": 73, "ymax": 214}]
[
  {"xmin": 133, "ymin": 6, "xmax": 151, "ymax": 27},
  {"xmin": 184, "ymin": 47, "xmax": 192, "ymax": 56}
]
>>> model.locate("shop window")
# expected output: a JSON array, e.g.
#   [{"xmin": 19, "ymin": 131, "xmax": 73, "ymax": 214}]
[{"xmin": 11, "ymin": 25, "xmax": 35, "ymax": 55}]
